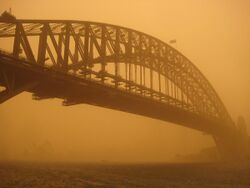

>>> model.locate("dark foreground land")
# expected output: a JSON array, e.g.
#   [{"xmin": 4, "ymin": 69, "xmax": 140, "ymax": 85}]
[{"xmin": 0, "ymin": 161, "xmax": 250, "ymax": 188}]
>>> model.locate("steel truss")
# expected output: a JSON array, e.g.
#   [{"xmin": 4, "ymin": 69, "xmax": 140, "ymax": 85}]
[{"xmin": 0, "ymin": 18, "xmax": 233, "ymax": 125}]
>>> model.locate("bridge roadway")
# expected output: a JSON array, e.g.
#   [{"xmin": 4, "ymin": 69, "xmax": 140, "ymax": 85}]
[{"xmin": 0, "ymin": 51, "xmax": 230, "ymax": 136}]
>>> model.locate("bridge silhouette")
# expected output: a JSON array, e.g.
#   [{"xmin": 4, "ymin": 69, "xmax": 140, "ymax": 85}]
[{"xmin": 0, "ymin": 12, "xmax": 248, "ymax": 161}]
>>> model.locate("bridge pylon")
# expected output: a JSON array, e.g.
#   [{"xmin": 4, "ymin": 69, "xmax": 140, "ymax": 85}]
[{"xmin": 214, "ymin": 117, "xmax": 249, "ymax": 162}]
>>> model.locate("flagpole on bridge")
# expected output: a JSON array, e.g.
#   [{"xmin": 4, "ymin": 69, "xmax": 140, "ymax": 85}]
[{"xmin": 169, "ymin": 39, "xmax": 177, "ymax": 49}]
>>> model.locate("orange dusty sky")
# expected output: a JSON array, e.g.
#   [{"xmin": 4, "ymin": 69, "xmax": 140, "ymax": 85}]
[{"xmin": 0, "ymin": 0, "xmax": 249, "ymax": 162}]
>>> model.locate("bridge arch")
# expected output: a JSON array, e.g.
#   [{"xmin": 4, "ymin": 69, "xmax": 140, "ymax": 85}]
[{"xmin": 0, "ymin": 19, "xmax": 232, "ymax": 124}]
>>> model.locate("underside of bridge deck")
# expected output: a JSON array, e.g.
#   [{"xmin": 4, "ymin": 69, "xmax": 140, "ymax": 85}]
[{"xmin": 0, "ymin": 54, "xmax": 231, "ymax": 136}]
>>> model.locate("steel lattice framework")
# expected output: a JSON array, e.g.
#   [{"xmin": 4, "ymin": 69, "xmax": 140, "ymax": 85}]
[{"xmin": 0, "ymin": 17, "xmax": 234, "ymax": 134}]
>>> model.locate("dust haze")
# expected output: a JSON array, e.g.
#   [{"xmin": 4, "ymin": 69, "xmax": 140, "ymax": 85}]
[{"xmin": 0, "ymin": 0, "xmax": 249, "ymax": 163}]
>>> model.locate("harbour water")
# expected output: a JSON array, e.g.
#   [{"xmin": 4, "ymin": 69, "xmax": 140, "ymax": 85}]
[{"xmin": 0, "ymin": 161, "xmax": 249, "ymax": 188}]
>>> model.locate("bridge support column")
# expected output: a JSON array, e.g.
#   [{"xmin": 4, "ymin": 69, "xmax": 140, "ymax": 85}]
[{"xmin": 214, "ymin": 117, "xmax": 249, "ymax": 162}]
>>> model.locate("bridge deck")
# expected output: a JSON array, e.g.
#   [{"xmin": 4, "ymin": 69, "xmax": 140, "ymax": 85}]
[{"xmin": 0, "ymin": 51, "xmax": 233, "ymax": 136}]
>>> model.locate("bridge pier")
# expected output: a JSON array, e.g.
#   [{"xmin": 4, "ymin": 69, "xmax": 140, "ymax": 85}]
[{"xmin": 214, "ymin": 117, "xmax": 249, "ymax": 162}]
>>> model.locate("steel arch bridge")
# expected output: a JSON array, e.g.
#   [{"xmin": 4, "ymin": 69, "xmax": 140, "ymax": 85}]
[{"xmin": 0, "ymin": 13, "xmax": 247, "ymax": 160}]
